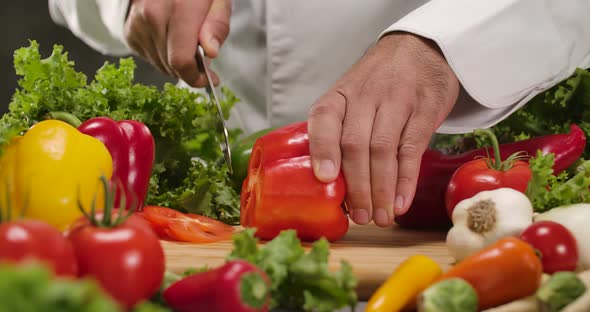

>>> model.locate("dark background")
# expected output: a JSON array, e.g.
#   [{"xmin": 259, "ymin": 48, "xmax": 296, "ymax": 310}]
[{"xmin": 0, "ymin": 1, "xmax": 173, "ymax": 114}]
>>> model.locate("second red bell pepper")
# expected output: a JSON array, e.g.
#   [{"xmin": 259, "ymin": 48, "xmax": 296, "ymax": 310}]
[
  {"xmin": 241, "ymin": 121, "xmax": 349, "ymax": 242},
  {"xmin": 48, "ymin": 112, "xmax": 155, "ymax": 211}
]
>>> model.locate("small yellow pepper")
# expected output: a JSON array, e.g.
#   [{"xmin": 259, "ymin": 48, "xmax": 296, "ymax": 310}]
[
  {"xmin": 0, "ymin": 120, "xmax": 113, "ymax": 230},
  {"xmin": 366, "ymin": 255, "xmax": 443, "ymax": 312}
]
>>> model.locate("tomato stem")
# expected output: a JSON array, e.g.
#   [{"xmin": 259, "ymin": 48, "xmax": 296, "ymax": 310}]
[
  {"xmin": 0, "ymin": 180, "xmax": 31, "ymax": 223},
  {"xmin": 474, "ymin": 128, "xmax": 529, "ymax": 171},
  {"xmin": 77, "ymin": 175, "xmax": 137, "ymax": 228}
]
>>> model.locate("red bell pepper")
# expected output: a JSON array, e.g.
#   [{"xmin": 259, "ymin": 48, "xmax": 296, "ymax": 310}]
[
  {"xmin": 241, "ymin": 121, "xmax": 349, "ymax": 242},
  {"xmin": 163, "ymin": 260, "xmax": 271, "ymax": 312},
  {"xmin": 47, "ymin": 112, "xmax": 155, "ymax": 211}
]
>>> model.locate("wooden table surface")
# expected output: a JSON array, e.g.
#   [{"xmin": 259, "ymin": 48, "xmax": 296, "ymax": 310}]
[{"xmin": 162, "ymin": 222, "xmax": 454, "ymax": 300}]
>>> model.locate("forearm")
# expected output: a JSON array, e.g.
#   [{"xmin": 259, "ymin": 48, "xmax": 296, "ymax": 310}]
[{"xmin": 48, "ymin": 0, "xmax": 133, "ymax": 56}]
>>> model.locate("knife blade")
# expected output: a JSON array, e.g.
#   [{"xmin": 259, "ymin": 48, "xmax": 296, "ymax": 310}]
[{"xmin": 195, "ymin": 45, "xmax": 233, "ymax": 175}]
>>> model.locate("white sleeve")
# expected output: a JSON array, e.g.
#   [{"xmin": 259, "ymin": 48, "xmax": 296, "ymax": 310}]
[
  {"xmin": 379, "ymin": 0, "xmax": 590, "ymax": 134},
  {"xmin": 48, "ymin": 0, "xmax": 132, "ymax": 56}
]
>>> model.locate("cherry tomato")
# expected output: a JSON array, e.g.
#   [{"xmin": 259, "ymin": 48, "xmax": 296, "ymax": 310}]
[
  {"xmin": 445, "ymin": 158, "xmax": 532, "ymax": 218},
  {"xmin": 66, "ymin": 214, "xmax": 165, "ymax": 309},
  {"xmin": 141, "ymin": 206, "xmax": 235, "ymax": 243},
  {"xmin": 0, "ymin": 219, "xmax": 78, "ymax": 277},
  {"xmin": 520, "ymin": 221, "xmax": 579, "ymax": 274}
]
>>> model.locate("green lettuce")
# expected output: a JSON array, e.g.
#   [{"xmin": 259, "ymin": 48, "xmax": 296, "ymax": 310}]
[
  {"xmin": 526, "ymin": 151, "xmax": 590, "ymax": 211},
  {"xmin": 227, "ymin": 229, "xmax": 358, "ymax": 312},
  {"xmin": 0, "ymin": 40, "xmax": 241, "ymax": 224}
]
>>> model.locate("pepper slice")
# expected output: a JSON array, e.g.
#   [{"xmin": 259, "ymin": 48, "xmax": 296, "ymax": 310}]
[{"xmin": 140, "ymin": 206, "xmax": 235, "ymax": 243}]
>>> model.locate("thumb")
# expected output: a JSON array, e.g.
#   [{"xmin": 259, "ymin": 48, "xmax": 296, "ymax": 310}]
[{"xmin": 199, "ymin": 0, "xmax": 232, "ymax": 58}]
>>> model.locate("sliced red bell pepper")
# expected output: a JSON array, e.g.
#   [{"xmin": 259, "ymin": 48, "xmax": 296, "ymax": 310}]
[
  {"xmin": 140, "ymin": 206, "xmax": 235, "ymax": 243},
  {"xmin": 47, "ymin": 112, "xmax": 155, "ymax": 211},
  {"xmin": 241, "ymin": 121, "xmax": 349, "ymax": 242},
  {"xmin": 241, "ymin": 155, "xmax": 349, "ymax": 242},
  {"xmin": 163, "ymin": 260, "xmax": 271, "ymax": 312}
]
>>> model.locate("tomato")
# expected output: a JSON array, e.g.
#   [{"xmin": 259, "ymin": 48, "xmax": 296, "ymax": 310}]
[
  {"xmin": 66, "ymin": 213, "xmax": 165, "ymax": 309},
  {"xmin": 0, "ymin": 219, "xmax": 77, "ymax": 277},
  {"xmin": 445, "ymin": 158, "xmax": 532, "ymax": 217},
  {"xmin": 141, "ymin": 206, "xmax": 235, "ymax": 243},
  {"xmin": 520, "ymin": 221, "xmax": 579, "ymax": 274}
]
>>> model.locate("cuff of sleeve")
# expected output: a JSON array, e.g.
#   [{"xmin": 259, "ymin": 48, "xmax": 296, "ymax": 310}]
[
  {"xmin": 48, "ymin": 0, "xmax": 67, "ymax": 27},
  {"xmin": 378, "ymin": 0, "xmax": 573, "ymax": 112},
  {"xmin": 379, "ymin": 0, "xmax": 584, "ymax": 132}
]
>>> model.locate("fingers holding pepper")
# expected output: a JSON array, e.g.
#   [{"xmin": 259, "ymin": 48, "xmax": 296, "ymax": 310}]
[{"xmin": 307, "ymin": 32, "xmax": 460, "ymax": 227}]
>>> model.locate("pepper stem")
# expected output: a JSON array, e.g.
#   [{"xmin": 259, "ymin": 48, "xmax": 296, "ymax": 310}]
[
  {"xmin": 45, "ymin": 111, "xmax": 83, "ymax": 128},
  {"xmin": 474, "ymin": 128, "xmax": 529, "ymax": 171}
]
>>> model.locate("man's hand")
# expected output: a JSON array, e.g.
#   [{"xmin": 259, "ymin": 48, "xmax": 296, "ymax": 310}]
[
  {"xmin": 308, "ymin": 33, "xmax": 460, "ymax": 227},
  {"xmin": 124, "ymin": 0, "xmax": 231, "ymax": 87}
]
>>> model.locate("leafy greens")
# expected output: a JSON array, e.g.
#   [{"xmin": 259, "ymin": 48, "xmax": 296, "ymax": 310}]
[
  {"xmin": 525, "ymin": 150, "xmax": 590, "ymax": 212},
  {"xmin": 227, "ymin": 229, "xmax": 358, "ymax": 312},
  {"xmin": 433, "ymin": 68, "xmax": 590, "ymax": 158},
  {"xmin": 0, "ymin": 40, "xmax": 241, "ymax": 224}
]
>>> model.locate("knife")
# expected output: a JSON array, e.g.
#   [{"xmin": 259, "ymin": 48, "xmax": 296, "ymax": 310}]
[{"xmin": 195, "ymin": 45, "xmax": 233, "ymax": 175}]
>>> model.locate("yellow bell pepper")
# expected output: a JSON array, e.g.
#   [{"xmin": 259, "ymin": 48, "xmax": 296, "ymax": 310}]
[
  {"xmin": 366, "ymin": 255, "xmax": 443, "ymax": 312},
  {"xmin": 0, "ymin": 120, "xmax": 113, "ymax": 230}
]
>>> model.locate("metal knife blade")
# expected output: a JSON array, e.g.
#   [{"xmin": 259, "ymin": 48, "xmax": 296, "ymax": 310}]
[{"xmin": 195, "ymin": 45, "xmax": 233, "ymax": 175}]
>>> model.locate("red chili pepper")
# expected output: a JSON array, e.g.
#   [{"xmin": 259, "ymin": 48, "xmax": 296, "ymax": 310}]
[
  {"xmin": 241, "ymin": 121, "xmax": 348, "ymax": 242},
  {"xmin": 47, "ymin": 112, "xmax": 155, "ymax": 211},
  {"xmin": 396, "ymin": 124, "xmax": 586, "ymax": 229},
  {"xmin": 163, "ymin": 260, "xmax": 271, "ymax": 312}
]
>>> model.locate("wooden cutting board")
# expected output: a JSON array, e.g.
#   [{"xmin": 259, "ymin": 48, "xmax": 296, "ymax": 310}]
[{"xmin": 162, "ymin": 222, "xmax": 454, "ymax": 300}]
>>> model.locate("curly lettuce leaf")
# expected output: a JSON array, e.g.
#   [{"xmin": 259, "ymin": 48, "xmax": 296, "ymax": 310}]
[
  {"xmin": 0, "ymin": 40, "xmax": 241, "ymax": 223},
  {"xmin": 148, "ymin": 159, "xmax": 240, "ymax": 224},
  {"xmin": 526, "ymin": 151, "xmax": 590, "ymax": 211},
  {"xmin": 227, "ymin": 229, "xmax": 358, "ymax": 312}
]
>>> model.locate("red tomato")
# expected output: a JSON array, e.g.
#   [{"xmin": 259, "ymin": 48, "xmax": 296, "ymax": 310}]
[
  {"xmin": 445, "ymin": 158, "xmax": 532, "ymax": 218},
  {"xmin": 141, "ymin": 206, "xmax": 235, "ymax": 243},
  {"xmin": 66, "ymin": 214, "xmax": 165, "ymax": 309},
  {"xmin": 0, "ymin": 219, "xmax": 77, "ymax": 277},
  {"xmin": 520, "ymin": 221, "xmax": 579, "ymax": 274}
]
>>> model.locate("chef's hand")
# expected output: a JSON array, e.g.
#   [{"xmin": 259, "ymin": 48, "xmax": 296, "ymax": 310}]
[
  {"xmin": 308, "ymin": 32, "xmax": 460, "ymax": 227},
  {"xmin": 124, "ymin": 0, "xmax": 231, "ymax": 87}
]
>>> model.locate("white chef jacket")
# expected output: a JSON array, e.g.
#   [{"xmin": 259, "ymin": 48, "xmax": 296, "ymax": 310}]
[{"xmin": 48, "ymin": 0, "xmax": 590, "ymax": 135}]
